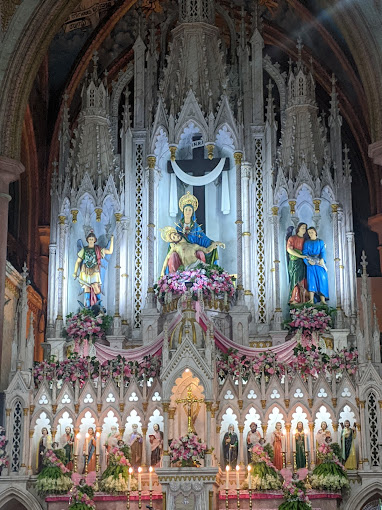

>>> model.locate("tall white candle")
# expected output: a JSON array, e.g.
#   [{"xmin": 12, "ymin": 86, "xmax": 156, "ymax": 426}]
[
  {"xmin": 247, "ymin": 465, "xmax": 251, "ymax": 490},
  {"xmin": 235, "ymin": 465, "xmax": 240, "ymax": 490},
  {"xmin": 225, "ymin": 465, "xmax": 230, "ymax": 490},
  {"xmin": 96, "ymin": 431, "xmax": 100, "ymax": 453},
  {"xmin": 75, "ymin": 434, "xmax": 80, "ymax": 456},
  {"xmin": 128, "ymin": 467, "xmax": 133, "ymax": 491},
  {"xmin": 85, "ymin": 432, "xmax": 89, "ymax": 453},
  {"xmin": 138, "ymin": 466, "xmax": 142, "ymax": 491},
  {"xmin": 149, "ymin": 466, "xmax": 153, "ymax": 491}
]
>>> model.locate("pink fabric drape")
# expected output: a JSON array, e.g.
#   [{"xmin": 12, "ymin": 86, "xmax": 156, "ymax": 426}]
[{"xmin": 95, "ymin": 305, "xmax": 297, "ymax": 362}]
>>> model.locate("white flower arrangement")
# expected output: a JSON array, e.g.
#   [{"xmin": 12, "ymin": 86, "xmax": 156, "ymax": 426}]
[
  {"xmin": 310, "ymin": 474, "xmax": 349, "ymax": 491},
  {"xmin": 36, "ymin": 475, "xmax": 73, "ymax": 495},
  {"xmin": 100, "ymin": 473, "xmax": 138, "ymax": 494},
  {"xmin": 242, "ymin": 474, "xmax": 281, "ymax": 491}
]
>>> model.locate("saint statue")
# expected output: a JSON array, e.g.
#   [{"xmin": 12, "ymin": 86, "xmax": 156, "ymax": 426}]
[
  {"xmin": 149, "ymin": 424, "xmax": 163, "ymax": 467},
  {"xmin": 61, "ymin": 426, "xmax": 74, "ymax": 470},
  {"xmin": 160, "ymin": 227, "xmax": 223, "ymax": 276},
  {"xmin": 222, "ymin": 424, "xmax": 238, "ymax": 468},
  {"xmin": 315, "ymin": 421, "xmax": 332, "ymax": 465},
  {"xmin": 294, "ymin": 422, "xmax": 306, "ymax": 469},
  {"xmin": 246, "ymin": 422, "xmax": 262, "ymax": 464},
  {"xmin": 161, "ymin": 192, "xmax": 225, "ymax": 275},
  {"xmin": 83, "ymin": 427, "xmax": 97, "ymax": 473},
  {"xmin": 128, "ymin": 424, "xmax": 143, "ymax": 468},
  {"xmin": 302, "ymin": 227, "xmax": 329, "ymax": 304},
  {"xmin": 271, "ymin": 422, "xmax": 284, "ymax": 470},
  {"xmin": 37, "ymin": 427, "xmax": 51, "ymax": 473},
  {"xmin": 73, "ymin": 231, "xmax": 114, "ymax": 307},
  {"xmin": 340, "ymin": 420, "xmax": 357, "ymax": 469},
  {"xmin": 286, "ymin": 223, "xmax": 308, "ymax": 304},
  {"xmin": 104, "ymin": 425, "xmax": 121, "ymax": 464}
]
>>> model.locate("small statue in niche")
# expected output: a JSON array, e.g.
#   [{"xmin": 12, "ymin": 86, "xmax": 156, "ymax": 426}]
[
  {"xmin": 129, "ymin": 424, "xmax": 143, "ymax": 468},
  {"xmin": 73, "ymin": 231, "xmax": 114, "ymax": 308},
  {"xmin": 294, "ymin": 421, "xmax": 307, "ymax": 469},
  {"xmin": 83, "ymin": 427, "xmax": 97, "ymax": 473},
  {"xmin": 149, "ymin": 424, "xmax": 163, "ymax": 467},
  {"xmin": 302, "ymin": 227, "xmax": 329, "ymax": 304},
  {"xmin": 271, "ymin": 422, "xmax": 284, "ymax": 470},
  {"xmin": 61, "ymin": 426, "xmax": 74, "ymax": 470},
  {"xmin": 222, "ymin": 424, "xmax": 238, "ymax": 468},
  {"xmin": 246, "ymin": 422, "xmax": 262, "ymax": 464},
  {"xmin": 104, "ymin": 425, "xmax": 121, "ymax": 464},
  {"xmin": 340, "ymin": 420, "xmax": 357, "ymax": 470},
  {"xmin": 315, "ymin": 421, "xmax": 332, "ymax": 465},
  {"xmin": 286, "ymin": 223, "xmax": 308, "ymax": 304},
  {"xmin": 37, "ymin": 427, "xmax": 51, "ymax": 473}
]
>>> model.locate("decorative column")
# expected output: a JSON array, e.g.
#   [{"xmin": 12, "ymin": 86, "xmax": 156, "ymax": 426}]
[
  {"xmin": 210, "ymin": 406, "xmax": 217, "ymax": 466},
  {"xmin": 308, "ymin": 422, "xmax": 315, "ymax": 469},
  {"xmin": 47, "ymin": 244, "xmax": 57, "ymax": 332},
  {"xmin": 28, "ymin": 430, "xmax": 34, "ymax": 474},
  {"xmin": 113, "ymin": 213, "xmax": 123, "ymax": 326},
  {"xmin": 331, "ymin": 203, "xmax": 344, "ymax": 327},
  {"xmin": 0, "ymin": 157, "xmax": 24, "ymax": 372},
  {"xmin": 271, "ymin": 206, "xmax": 282, "ymax": 330},
  {"xmin": 120, "ymin": 219, "xmax": 129, "ymax": 320},
  {"xmin": 21, "ymin": 407, "xmax": 30, "ymax": 474},
  {"xmin": 56, "ymin": 215, "xmax": 67, "ymax": 327},
  {"xmin": 241, "ymin": 162, "xmax": 252, "ymax": 297},
  {"xmin": 358, "ymin": 401, "xmax": 368, "ymax": 468},
  {"xmin": 141, "ymin": 426, "xmax": 148, "ymax": 466},
  {"xmin": 162, "ymin": 403, "xmax": 170, "ymax": 467},
  {"xmin": 346, "ymin": 232, "xmax": 357, "ymax": 315},
  {"xmin": 168, "ymin": 408, "xmax": 175, "ymax": 444},
  {"xmin": 146, "ymin": 155, "xmax": 156, "ymax": 305},
  {"xmin": 285, "ymin": 423, "xmax": 292, "ymax": 467},
  {"xmin": 234, "ymin": 151, "xmax": 244, "ymax": 301},
  {"xmin": 205, "ymin": 402, "xmax": 212, "ymax": 466},
  {"xmin": 216, "ymin": 425, "xmax": 221, "ymax": 466},
  {"xmin": 356, "ymin": 422, "xmax": 363, "ymax": 470},
  {"xmin": 238, "ymin": 425, "xmax": 245, "ymax": 465}
]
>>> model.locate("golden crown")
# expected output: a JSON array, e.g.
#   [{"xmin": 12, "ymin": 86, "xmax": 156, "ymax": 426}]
[
  {"xmin": 178, "ymin": 191, "xmax": 198, "ymax": 212},
  {"xmin": 160, "ymin": 226, "xmax": 178, "ymax": 242}
]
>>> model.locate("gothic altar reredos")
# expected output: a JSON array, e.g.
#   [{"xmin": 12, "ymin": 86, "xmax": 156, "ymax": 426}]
[{"xmin": 2, "ymin": 1, "xmax": 382, "ymax": 510}]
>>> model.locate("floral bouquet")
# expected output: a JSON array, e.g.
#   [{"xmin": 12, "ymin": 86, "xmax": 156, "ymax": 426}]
[
  {"xmin": 247, "ymin": 444, "xmax": 281, "ymax": 490},
  {"xmin": 0, "ymin": 427, "xmax": 8, "ymax": 473},
  {"xmin": 216, "ymin": 349, "xmax": 251, "ymax": 381},
  {"xmin": 310, "ymin": 442, "xmax": 349, "ymax": 492},
  {"xmin": 64, "ymin": 308, "xmax": 113, "ymax": 356},
  {"xmin": 154, "ymin": 266, "xmax": 235, "ymax": 302},
  {"xmin": 69, "ymin": 472, "xmax": 96, "ymax": 510},
  {"xmin": 100, "ymin": 445, "xmax": 136, "ymax": 494},
  {"xmin": 286, "ymin": 306, "xmax": 333, "ymax": 348},
  {"xmin": 327, "ymin": 348, "xmax": 358, "ymax": 376},
  {"xmin": 279, "ymin": 469, "xmax": 311, "ymax": 510},
  {"xmin": 170, "ymin": 433, "xmax": 207, "ymax": 467},
  {"xmin": 36, "ymin": 449, "xmax": 72, "ymax": 496}
]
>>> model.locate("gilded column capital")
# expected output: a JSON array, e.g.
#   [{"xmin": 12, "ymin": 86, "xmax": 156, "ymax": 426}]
[
  {"xmin": 234, "ymin": 151, "xmax": 243, "ymax": 165},
  {"xmin": 147, "ymin": 155, "xmax": 156, "ymax": 169}
]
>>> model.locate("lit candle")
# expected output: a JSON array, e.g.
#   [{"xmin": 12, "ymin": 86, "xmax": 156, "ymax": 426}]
[
  {"xmin": 236, "ymin": 465, "xmax": 240, "ymax": 490},
  {"xmin": 138, "ymin": 466, "xmax": 142, "ymax": 491},
  {"xmin": 85, "ymin": 432, "xmax": 89, "ymax": 453},
  {"xmin": 225, "ymin": 465, "xmax": 230, "ymax": 490},
  {"xmin": 128, "ymin": 467, "xmax": 133, "ymax": 491},
  {"xmin": 75, "ymin": 434, "xmax": 80, "ymax": 456},
  {"xmin": 149, "ymin": 466, "xmax": 153, "ymax": 491},
  {"xmin": 247, "ymin": 465, "xmax": 251, "ymax": 490},
  {"xmin": 96, "ymin": 431, "xmax": 100, "ymax": 453}
]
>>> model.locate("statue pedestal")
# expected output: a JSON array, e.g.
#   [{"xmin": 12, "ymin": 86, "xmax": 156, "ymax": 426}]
[
  {"xmin": 229, "ymin": 305, "xmax": 251, "ymax": 345},
  {"xmin": 269, "ymin": 330, "xmax": 287, "ymax": 345},
  {"xmin": 141, "ymin": 306, "xmax": 160, "ymax": 345},
  {"xmin": 45, "ymin": 337, "xmax": 67, "ymax": 361},
  {"xmin": 331, "ymin": 329, "xmax": 349, "ymax": 350},
  {"xmin": 106, "ymin": 335, "xmax": 125, "ymax": 349},
  {"xmin": 156, "ymin": 467, "xmax": 219, "ymax": 510}
]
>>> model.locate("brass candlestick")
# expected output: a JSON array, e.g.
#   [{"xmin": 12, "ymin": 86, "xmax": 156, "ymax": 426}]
[
  {"xmin": 138, "ymin": 489, "xmax": 142, "ymax": 509},
  {"xmin": 236, "ymin": 488, "xmax": 240, "ymax": 509},
  {"xmin": 96, "ymin": 453, "xmax": 100, "ymax": 475},
  {"xmin": 73, "ymin": 454, "xmax": 78, "ymax": 473},
  {"xmin": 248, "ymin": 489, "xmax": 253, "ymax": 510},
  {"xmin": 305, "ymin": 451, "xmax": 309, "ymax": 469},
  {"xmin": 84, "ymin": 454, "xmax": 89, "ymax": 474},
  {"xmin": 293, "ymin": 452, "xmax": 297, "ymax": 471},
  {"xmin": 225, "ymin": 488, "xmax": 229, "ymax": 510},
  {"xmin": 149, "ymin": 489, "xmax": 153, "ymax": 508},
  {"xmin": 282, "ymin": 451, "xmax": 286, "ymax": 468},
  {"xmin": 126, "ymin": 489, "xmax": 130, "ymax": 510}
]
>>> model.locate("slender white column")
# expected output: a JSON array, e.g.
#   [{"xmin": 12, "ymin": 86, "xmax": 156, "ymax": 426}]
[
  {"xmin": 114, "ymin": 215, "xmax": 122, "ymax": 320},
  {"xmin": 162, "ymin": 403, "xmax": 170, "ymax": 467},
  {"xmin": 241, "ymin": 162, "xmax": 252, "ymax": 296},
  {"xmin": 234, "ymin": 151, "xmax": 244, "ymax": 300},
  {"xmin": 146, "ymin": 156, "xmax": 156, "ymax": 306},
  {"xmin": 56, "ymin": 215, "xmax": 67, "ymax": 323},
  {"xmin": 238, "ymin": 425, "xmax": 245, "ymax": 465},
  {"xmin": 346, "ymin": 232, "xmax": 357, "ymax": 316},
  {"xmin": 47, "ymin": 244, "xmax": 57, "ymax": 331},
  {"xmin": 331, "ymin": 204, "xmax": 343, "ymax": 321}
]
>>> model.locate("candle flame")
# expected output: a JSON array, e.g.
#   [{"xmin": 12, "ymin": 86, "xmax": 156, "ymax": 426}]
[
  {"xmin": 236, "ymin": 465, "xmax": 240, "ymax": 472},
  {"xmin": 149, "ymin": 466, "xmax": 153, "ymax": 473},
  {"xmin": 138, "ymin": 466, "xmax": 143, "ymax": 473},
  {"xmin": 85, "ymin": 433, "xmax": 90, "ymax": 439},
  {"xmin": 129, "ymin": 467, "xmax": 133, "ymax": 474},
  {"xmin": 247, "ymin": 465, "xmax": 251, "ymax": 473},
  {"xmin": 226, "ymin": 465, "xmax": 230, "ymax": 472},
  {"xmin": 96, "ymin": 431, "xmax": 101, "ymax": 438},
  {"xmin": 76, "ymin": 433, "xmax": 80, "ymax": 439}
]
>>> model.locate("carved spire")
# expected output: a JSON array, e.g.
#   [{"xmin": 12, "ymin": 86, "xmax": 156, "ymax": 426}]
[{"xmin": 178, "ymin": 0, "xmax": 215, "ymax": 24}]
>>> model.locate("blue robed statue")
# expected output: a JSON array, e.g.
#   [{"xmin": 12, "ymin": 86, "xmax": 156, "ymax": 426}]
[{"xmin": 302, "ymin": 226, "xmax": 329, "ymax": 304}]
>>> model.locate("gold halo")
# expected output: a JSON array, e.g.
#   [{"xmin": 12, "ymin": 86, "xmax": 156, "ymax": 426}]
[
  {"xmin": 160, "ymin": 226, "xmax": 178, "ymax": 242},
  {"xmin": 178, "ymin": 191, "xmax": 198, "ymax": 213}
]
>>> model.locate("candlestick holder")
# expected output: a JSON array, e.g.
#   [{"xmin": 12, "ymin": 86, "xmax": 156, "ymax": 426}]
[
  {"xmin": 305, "ymin": 451, "xmax": 309, "ymax": 469},
  {"xmin": 149, "ymin": 489, "xmax": 153, "ymax": 508},
  {"xmin": 96, "ymin": 453, "xmax": 100, "ymax": 475},
  {"xmin": 282, "ymin": 451, "xmax": 286, "ymax": 468},
  {"xmin": 293, "ymin": 452, "xmax": 297, "ymax": 471},
  {"xmin": 225, "ymin": 488, "xmax": 229, "ymax": 510},
  {"xmin": 73, "ymin": 454, "xmax": 78, "ymax": 473},
  {"xmin": 248, "ymin": 489, "xmax": 252, "ymax": 510},
  {"xmin": 138, "ymin": 489, "xmax": 142, "ymax": 509},
  {"xmin": 236, "ymin": 488, "xmax": 240, "ymax": 509},
  {"xmin": 126, "ymin": 489, "xmax": 130, "ymax": 510},
  {"xmin": 84, "ymin": 454, "xmax": 89, "ymax": 475}
]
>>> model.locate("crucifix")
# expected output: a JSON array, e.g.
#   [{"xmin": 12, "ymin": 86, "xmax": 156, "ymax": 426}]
[
  {"xmin": 167, "ymin": 134, "xmax": 230, "ymax": 229},
  {"xmin": 176, "ymin": 385, "xmax": 205, "ymax": 434}
]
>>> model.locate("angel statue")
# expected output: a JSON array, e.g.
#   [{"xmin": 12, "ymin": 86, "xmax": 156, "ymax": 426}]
[
  {"xmin": 160, "ymin": 227, "xmax": 224, "ymax": 276},
  {"xmin": 73, "ymin": 230, "xmax": 114, "ymax": 308}
]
